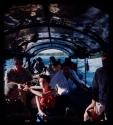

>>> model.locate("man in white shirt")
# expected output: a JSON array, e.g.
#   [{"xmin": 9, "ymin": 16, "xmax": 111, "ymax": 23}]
[
  {"xmin": 49, "ymin": 62, "xmax": 85, "ymax": 115},
  {"xmin": 50, "ymin": 62, "xmax": 85, "ymax": 95}
]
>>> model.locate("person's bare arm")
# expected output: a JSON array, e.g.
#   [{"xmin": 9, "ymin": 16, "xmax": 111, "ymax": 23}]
[
  {"xmin": 85, "ymin": 99, "xmax": 96, "ymax": 112},
  {"xmin": 35, "ymin": 96, "xmax": 46, "ymax": 116},
  {"xmin": 17, "ymin": 84, "xmax": 25, "ymax": 91},
  {"xmin": 30, "ymin": 86, "xmax": 42, "ymax": 90},
  {"xmin": 30, "ymin": 88, "xmax": 42, "ymax": 97}
]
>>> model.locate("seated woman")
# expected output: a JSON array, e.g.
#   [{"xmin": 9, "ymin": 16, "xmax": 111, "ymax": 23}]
[{"xmin": 30, "ymin": 74, "xmax": 57, "ymax": 122}]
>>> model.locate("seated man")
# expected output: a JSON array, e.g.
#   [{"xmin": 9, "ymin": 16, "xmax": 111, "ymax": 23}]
[
  {"xmin": 50, "ymin": 62, "xmax": 85, "ymax": 96},
  {"xmin": 5, "ymin": 56, "xmax": 32, "ymax": 84},
  {"xmin": 4, "ymin": 56, "xmax": 33, "ymax": 106},
  {"xmin": 49, "ymin": 62, "xmax": 85, "ymax": 115},
  {"xmin": 4, "ymin": 82, "xmax": 31, "ymax": 122}
]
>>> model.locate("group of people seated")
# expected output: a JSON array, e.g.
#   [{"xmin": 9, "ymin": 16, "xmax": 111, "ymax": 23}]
[{"xmin": 4, "ymin": 54, "xmax": 110, "ymax": 122}]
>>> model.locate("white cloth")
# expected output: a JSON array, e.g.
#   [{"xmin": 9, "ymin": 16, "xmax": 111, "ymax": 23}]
[
  {"xmin": 95, "ymin": 102, "xmax": 105, "ymax": 115},
  {"xmin": 49, "ymin": 70, "xmax": 76, "ymax": 95}
]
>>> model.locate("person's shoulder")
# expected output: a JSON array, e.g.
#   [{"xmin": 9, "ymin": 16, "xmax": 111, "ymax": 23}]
[
  {"xmin": 6, "ymin": 67, "xmax": 15, "ymax": 74},
  {"xmin": 50, "ymin": 71, "xmax": 62, "ymax": 82},
  {"xmin": 54, "ymin": 70, "xmax": 62, "ymax": 77},
  {"xmin": 96, "ymin": 67, "xmax": 103, "ymax": 73}
]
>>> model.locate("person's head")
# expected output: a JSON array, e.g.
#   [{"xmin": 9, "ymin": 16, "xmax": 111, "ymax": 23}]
[
  {"xmin": 4, "ymin": 82, "xmax": 19, "ymax": 101},
  {"xmin": 13, "ymin": 57, "xmax": 23, "ymax": 69},
  {"xmin": 37, "ymin": 57, "xmax": 42, "ymax": 62},
  {"xmin": 101, "ymin": 53, "xmax": 111, "ymax": 68},
  {"xmin": 33, "ymin": 59, "xmax": 36, "ymax": 63},
  {"xmin": 49, "ymin": 56, "xmax": 56, "ymax": 64},
  {"xmin": 38, "ymin": 74, "xmax": 50, "ymax": 89},
  {"xmin": 58, "ymin": 58, "xmax": 61, "ymax": 63},
  {"xmin": 52, "ymin": 61, "xmax": 61, "ymax": 73},
  {"xmin": 62, "ymin": 62, "xmax": 70, "ymax": 77},
  {"xmin": 64, "ymin": 57, "xmax": 71, "ymax": 64}
]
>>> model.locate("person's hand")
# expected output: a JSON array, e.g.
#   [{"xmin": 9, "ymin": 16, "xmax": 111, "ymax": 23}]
[
  {"xmin": 38, "ymin": 110, "xmax": 48, "ymax": 122},
  {"xmin": 18, "ymin": 84, "xmax": 24, "ymax": 90},
  {"xmin": 38, "ymin": 110, "xmax": 47, "ymax": 117},
  {"xmin": 23, "ymin": 84, "xmax": 30, "ymax": 92},
  {"xmin": 84, "ymin": 107, "xmax": 95, "ymax": 121},
  {"xmin": 84, "ymin": 108, "xmax": 100, "ymax": 121},
  {"xmin": 80, "ymin": 84, "xmax": 88, "ymax": 92}
]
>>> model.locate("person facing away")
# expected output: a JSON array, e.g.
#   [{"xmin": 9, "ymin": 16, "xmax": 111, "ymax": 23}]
[
  {"xmin": 83, "ymin": 53, "xmax": 110, "ymax": 121},
  {"xmin": 4, "ymin": 56, "xmax": 33, "ymax": 106},
  {"xmin": 33, "ymin": 57, "xmax": 45, "ymax": 74}
]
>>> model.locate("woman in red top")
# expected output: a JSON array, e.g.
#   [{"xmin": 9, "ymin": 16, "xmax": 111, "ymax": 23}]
[{"xmin": 30, "ymin": 74, "xmax": 57, "ymax": 122}]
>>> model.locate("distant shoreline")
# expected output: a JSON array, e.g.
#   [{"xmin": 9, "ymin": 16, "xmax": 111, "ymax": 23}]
[{"xmin": 38, "ymin": 52, "xmax": 66, "ymax": 56}]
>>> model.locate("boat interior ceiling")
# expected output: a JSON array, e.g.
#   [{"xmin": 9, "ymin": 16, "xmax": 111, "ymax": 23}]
[{"xmin": 4, "ymin": 2, "xmax": 109, "ymax": 59}]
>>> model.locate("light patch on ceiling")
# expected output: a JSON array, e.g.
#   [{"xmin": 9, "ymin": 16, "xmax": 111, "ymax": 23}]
[{"xmin": 39, "ymin": 49, "xmax": 63, "ymax": 54}]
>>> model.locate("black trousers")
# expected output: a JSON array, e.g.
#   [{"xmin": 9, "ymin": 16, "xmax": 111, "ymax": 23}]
[{"xmin": 55, "ymin": 95, "xmax": 70, "ymax": 115}]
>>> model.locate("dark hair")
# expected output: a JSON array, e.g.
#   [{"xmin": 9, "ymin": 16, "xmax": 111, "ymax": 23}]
[
  {"xmin": 50, "ymin": 56, "xmax": 56, "ymax": 63},
  {"xmin": 52, "ymin": 61, "xmax": 60, "ymax": 67},
  {"xmin": 39, "ymin": 74, "xmax": 51, "ymax": 83},
  {"xmin": 37, "ymin": 57, "xmax": 42, "ymax": 62},
  {"xmin": 64, "ymin": 57, "xmax": 71, "ymax": 63}
]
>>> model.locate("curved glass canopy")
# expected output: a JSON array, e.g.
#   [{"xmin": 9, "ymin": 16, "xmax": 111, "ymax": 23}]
[{"xmin": 4, "ymin": 3, "xmax": 109, "ymax": 58}]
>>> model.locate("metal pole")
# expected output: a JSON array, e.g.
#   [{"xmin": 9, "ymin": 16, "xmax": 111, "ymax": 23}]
[{"xmin": 84, "ymin": 58, "xmax": 87, "ymax": 85}]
